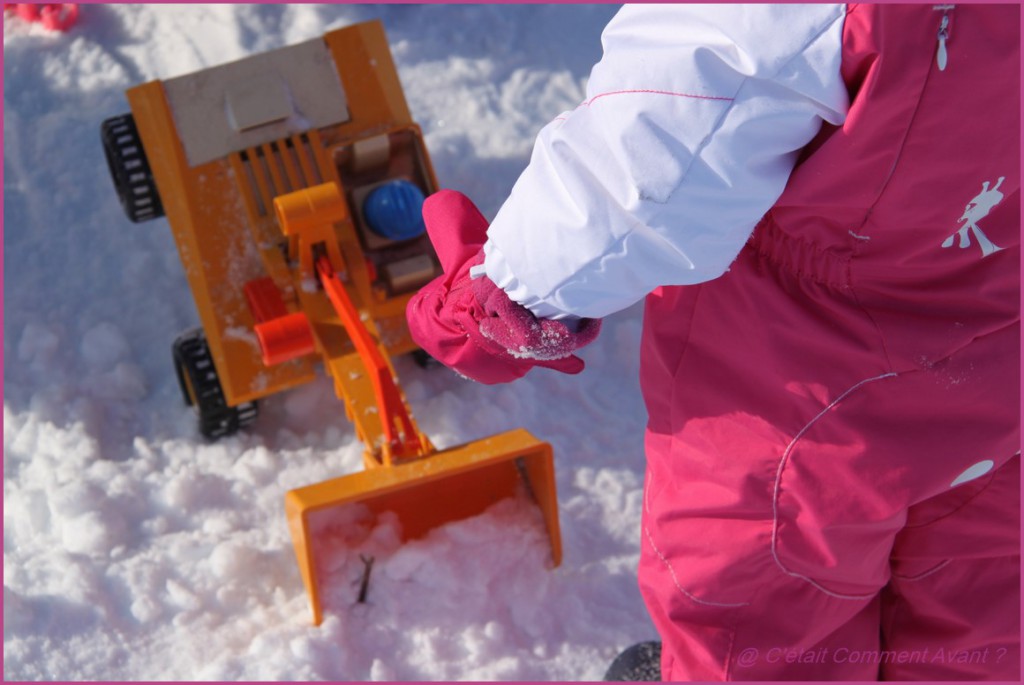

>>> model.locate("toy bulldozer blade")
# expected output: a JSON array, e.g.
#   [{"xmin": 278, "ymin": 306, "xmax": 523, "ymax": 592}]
[
  {"xmin": 286, "ymin": 429, "xmax": 561, "ymax": 625},
  {"xmin": 273, "ymin": 189, "xmax": 562, "ymax": 625}
]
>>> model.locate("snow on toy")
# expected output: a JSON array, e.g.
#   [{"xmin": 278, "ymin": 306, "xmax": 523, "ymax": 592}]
[
  {"xmin": 5, "ymin": 3, "xmax": 78, "ymax": 31},
  {"xmin": 100, "ymin": 20, "xmax": 561, "ymax": 625}
]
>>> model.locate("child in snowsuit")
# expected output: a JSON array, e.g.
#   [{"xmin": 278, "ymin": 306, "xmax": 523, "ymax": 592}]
[{"xmin": 407, "ymin": 4, "xmax": 1020, "ymax": 680}]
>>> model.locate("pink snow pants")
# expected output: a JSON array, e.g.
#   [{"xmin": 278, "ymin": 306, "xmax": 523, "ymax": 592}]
[{"xmin": 638, "ymin": 221, "xmax": 1020, "ymax": 681}]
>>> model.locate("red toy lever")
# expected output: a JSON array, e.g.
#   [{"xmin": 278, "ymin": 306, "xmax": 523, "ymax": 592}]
[{"xmin": 316, "ymin": 255, "xmax": 422, "ymax": 461}]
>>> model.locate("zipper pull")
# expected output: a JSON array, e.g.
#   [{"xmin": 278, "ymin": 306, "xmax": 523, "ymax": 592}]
[
  {"xmin": 937, "ymin": 15, "xmax": 950, "ymax": 70},
  {"xmin": 933, "ymin": 5, "xmax": 954, "ymax": 71}
]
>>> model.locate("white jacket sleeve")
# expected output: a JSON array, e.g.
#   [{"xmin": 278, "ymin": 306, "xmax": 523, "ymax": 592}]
[{"xmin": 480, "ymin": 4, "xmax": 849, "ymax": 320}]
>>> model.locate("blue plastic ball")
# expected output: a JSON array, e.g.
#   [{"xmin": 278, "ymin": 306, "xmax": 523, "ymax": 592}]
[{"xmin": 363, "ymin": 180, "xmax": 427, "ymax": 241}]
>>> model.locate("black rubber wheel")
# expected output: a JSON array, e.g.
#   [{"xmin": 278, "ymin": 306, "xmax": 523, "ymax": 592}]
[
  {"xmin": 603, "ymin": 642, "xmax": 661, "ymax": 681},
  {"xmin": 101, "ymin": 113, "xmax": 165, "ymax": 223},
  {"xmin": 172, "ymin": 329, "xmax": 258, "ymax": 440}
]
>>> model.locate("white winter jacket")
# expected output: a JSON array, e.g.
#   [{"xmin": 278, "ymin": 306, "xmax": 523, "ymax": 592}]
[{"xmin": 479, "ymin": 4, "xmax": 849, "ymax": 320}]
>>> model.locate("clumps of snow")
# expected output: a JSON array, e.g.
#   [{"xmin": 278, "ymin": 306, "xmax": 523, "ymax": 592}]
[
  {"xmin": 408, "ymin": 57, "xmax": 587, "ymax": 163},
  {"xmin": 223, "ymin": 326, "xmax": 260, "ymax": 349},
  {"xmin": 80, "ymin": 321, "xmax": 131, "ymax": 370},
  {"xmin": 41, "ymin": 34, "xmax": 131, "ymax": 92},
  {"xmin": 304, "ymin": 496, "xmax": 564, "ymax": 680},
  {"xmin": 570, "ymin": 467, "xmax": 645, "ymax": 547},
  {"xmin": 17, "ymin": 322, "xmax": 61, "ymax": 365}
]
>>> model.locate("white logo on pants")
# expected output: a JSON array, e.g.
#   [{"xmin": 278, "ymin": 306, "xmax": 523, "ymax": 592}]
[{"xmin": 942, "ymin": 177, "xmax": 1006, "ymax": 258}]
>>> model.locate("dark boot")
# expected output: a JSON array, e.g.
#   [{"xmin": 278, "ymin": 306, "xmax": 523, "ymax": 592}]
[{"xmin": 603, "ymin": 641, "xmax": 662, "ymax": 681}]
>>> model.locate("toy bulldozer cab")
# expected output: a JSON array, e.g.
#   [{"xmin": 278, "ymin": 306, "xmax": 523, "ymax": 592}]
[{"xmin": 101, "ymin": 20, "xmax": 561, "ymax": 625}]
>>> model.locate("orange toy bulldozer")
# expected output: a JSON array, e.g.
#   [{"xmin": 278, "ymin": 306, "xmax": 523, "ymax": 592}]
[{"xmin": 101, "ymin": 20, "xmax": 561, "ymax": 625}]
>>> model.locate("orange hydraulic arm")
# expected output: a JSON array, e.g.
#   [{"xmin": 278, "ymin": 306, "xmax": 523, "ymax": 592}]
[
  {"xmin": 261, "ymin": 183, "xmax": 433, "ymax": 467},
  {"xmin": 315, "ymin": 255, "xmax": 427, "ymax": 464}
]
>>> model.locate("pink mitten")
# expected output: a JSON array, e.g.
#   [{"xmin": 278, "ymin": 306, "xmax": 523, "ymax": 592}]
[{"xmin": 407, "ymin": 190, "xmax": 600, "ymax": 385}]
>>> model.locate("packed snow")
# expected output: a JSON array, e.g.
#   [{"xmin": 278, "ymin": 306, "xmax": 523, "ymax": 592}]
[{"xmin": 3, "ymin": 4, "xmax": 659, "ymax": 681}]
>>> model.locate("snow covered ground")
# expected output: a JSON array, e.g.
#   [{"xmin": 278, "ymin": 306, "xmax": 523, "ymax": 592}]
[{"xmin": 3, "ymin": 4, "xmax": 660, "ymax": 681}]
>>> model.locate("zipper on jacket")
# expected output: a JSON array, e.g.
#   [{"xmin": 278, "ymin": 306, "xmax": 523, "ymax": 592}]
[{"xmin": 933, "ymin": 5, "xmax": 954, "ymax": 71}]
